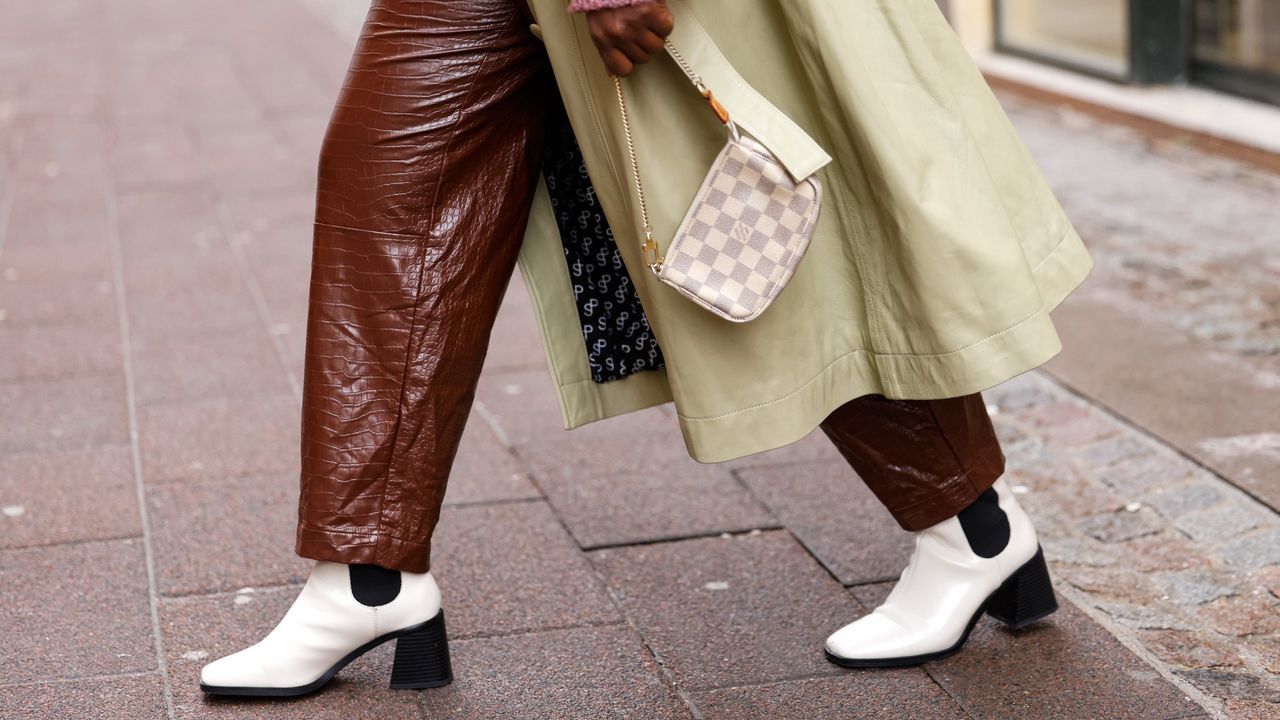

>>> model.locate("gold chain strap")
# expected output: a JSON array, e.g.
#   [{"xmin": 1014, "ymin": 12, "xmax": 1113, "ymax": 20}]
[{"xmin": 613, "ymin": 40, "xmax": 733, "ymax": 273}]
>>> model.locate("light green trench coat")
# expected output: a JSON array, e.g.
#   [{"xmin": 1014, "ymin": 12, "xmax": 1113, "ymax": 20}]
[{"xmin": 515, "ymin": 0, "xmax": 1094, "ymax": 463}]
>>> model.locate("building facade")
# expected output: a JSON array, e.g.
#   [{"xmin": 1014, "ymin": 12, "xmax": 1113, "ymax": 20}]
[{"xmin": 939, "ymin": 0, "xmax": 1280, "ymax": 105}]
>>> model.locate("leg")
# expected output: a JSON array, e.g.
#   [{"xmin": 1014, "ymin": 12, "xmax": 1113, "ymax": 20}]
[
  {"xmin": 295, "ymin": 0, "xmax": 555, "ymax": 573},
  {"xmin": 818, "ymin": 391, "xmax": 1006, "ymax": 531},
  {"xmin": 201, "ymin": 0, "xmax": 551, "ymax": 696},
  {"xmin": 818, "ymin": 391, "xmax": 1058, "ymax": 667}
]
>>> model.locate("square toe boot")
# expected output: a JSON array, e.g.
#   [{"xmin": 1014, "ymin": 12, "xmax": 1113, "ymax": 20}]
[
  {"xmin": 199, "ymin": 560, "xmax": 451, "ymax": 696},
  {"xmin": 824, "ymin": 477, "xmax": 1058, "ymax": 668}
]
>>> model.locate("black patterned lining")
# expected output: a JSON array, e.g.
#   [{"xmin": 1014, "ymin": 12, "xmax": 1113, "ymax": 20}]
[{"xmin": 540, "ymin": 100, "xmax": 665, "ymax": 384}]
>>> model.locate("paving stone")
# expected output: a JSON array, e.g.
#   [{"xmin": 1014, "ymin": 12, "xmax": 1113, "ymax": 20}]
[
  {"xmin": 1055, "ymin": 565, "xmax": 1157, "ymax": 600},
  {"xmin": 473, "ymin": 367, "xmax": 662, "ymax": 449},
  {"xmin": 1016, "ymin": 399, "xmax": 1121, "ymax": 446},
  {"xmin": 539, "ymin": 461, "xmax": 776, "ymax": 549},
  {"xmin": 124, "ymin": 281, "xmax": 264, "ymax": 342},
  {"xmin": 1196, "ymin": 593, "xmax": 1280, "ymax": 637},
  {"xmin": 985, "ymin": 374, "xmax": 1056, "ymax": 412},
  {"xmin": 1143, "ymin": 482, "xmax": 1226, "ymax": 519},
  {"xmin": 0, "ymin": 240, "xmax": 113, "ymax": 287},
  {"xmin": 848, "ymin": 581, "xmax": 893, "ymax": 609},
  {"xmin": 1254, "ymin": 565, "xmax": 1280, "ymax": 600},
  {"xmin": 0, "ymin": 373, "xmax": 129, "ymax": 453},
  {"xmin": 1246, "ymin": 634, "xmax": 1280, "ymax": 674},
  {"xmin": 693, "ymin": 671, "xmax": 965, "ymax": 720},
  {"xmin": 0, "ymin": 673, "xmax": 167, "ymax": 720},
  {"xmin": 483, "ymin": 282, "xmax": 552, "ymax": 374},
  {"xmin": 991, "ymin": 415, "xmax": 1033, "ymax": 447},
  {"xmin": 430, "ymin": 501, "xmax": 619, "ymax": 639},
  {"xmin": 1174, "ymin": 668, "xmax": 1280, "ymax": 703},
  {"xmin": 1077, "ymin": 507, "xmax": 1165, "ymax": 543},
  {"xmin": 442, "ymin": 418, "xmax": 540, "ymax": 507},
  {"xmin": 738, "ymin": 460, "xmax": 913, "ymax": 585},
  {"xmin": 160, "ymin": 588, "xmax": 425, "ymax": 719},
  {"xmin": 420, "ymin": 625, "xmax": 692, "ymax": 720},
  {"xmin": 1223, "ymin": 698, "xmax": 1280, "ymax": 720},
  {"xmin": 1152, "ymin": 568, "xmax": 1241, "ymax": 606},
  {"xmin": 589, "ymin": 531, "xmax": 853, "ymax": 690},
  {"xmin": 1173, "ymin": 504, "xmax": 1266, "ymax": 543},
  {"xmin": 1092, "ymin": 600, "xmax": 1195, "ymax": 631},
  {"xmin": 137, "ymin": 393, "xmax": 300, "ymax": 483},
  {"xmin": 7, "ymin": 178, "xmax": 109, "ymax": 245},
  {"xmin": 147, "ymin": 472, "xmax": 310, "ymax": 596},
  {"xmin": 1040, "ymin": 535, "xmax": 1119, "ymax": 568},
  {"xmin": 1100, "ymin": 452, "xmax": 1197, "ymax": 497},
  {"xmin": 0, "ymin": 445, "xmax": 141, "ymax": 549},
  {"xmin": 0, "ymin": 272, "xmax": 117, "ymax": 328},
  {"xmin": 1070, "ymin": 435, "xmax": 1153, "ymax": 470},
  {"xmin": 927, "ymin": 600, "xmax": 1203, "ymax": 720},
  {"xmin": 130, "ymin": 331, "xmax": 291, "ymax": 406},
  {"xmin": 1217, "ymin": 529, "xmax": 1280, "ymax": 570},
  {"xmin": 1012, "ymin": 465, "xmax": 1125, "ymax": 523},
  {"xmin": 0, "ymin": 539, "xmax": 155, "ymax": 683},
  {"xmin": 513, "ymin": 405, "xmax": 706, "ymax": 489},
  {"xmin": 1135, "ymin": 628, "xmax": 1244, "ymax": 669},
  {"xmin": 1115, "ymin": 531, "xmax": 1212, "ymax": 573},
  {"xmin": 0, "ymin": 323, "xmax": 123, "ymax": 382},
  {"xmin": 1002, "ymin": 436, "xmax": 1072, "ymax": 477}
]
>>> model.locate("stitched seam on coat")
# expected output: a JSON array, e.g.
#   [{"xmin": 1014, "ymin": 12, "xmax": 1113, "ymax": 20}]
[
  {"xmin": 677, "ymin": 348, "xmax": 869, "ymax": 422},
  {"xmin": 373, "ymin": 8, "xmax": 522, "ymax": 556}
]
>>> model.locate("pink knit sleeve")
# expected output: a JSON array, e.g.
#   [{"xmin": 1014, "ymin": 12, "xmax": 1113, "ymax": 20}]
[{"xmin": 566, "ymin": 0, "xmax": 655, "ymax": 12}]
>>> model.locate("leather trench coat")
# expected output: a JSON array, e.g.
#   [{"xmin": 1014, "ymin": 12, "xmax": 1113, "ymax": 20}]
[{"xmin": 517, "ymin": 0, "xmax": 1094, "ymax": 463}]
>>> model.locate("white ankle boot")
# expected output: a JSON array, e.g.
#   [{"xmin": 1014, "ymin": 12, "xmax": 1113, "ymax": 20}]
[
  {"xmin": 199, "ymin": 560, "xmax": 451, "ymax": 696},
  {"xmin": 824, "ymin": 477, "xmax": 1058, "ymax": 668}
]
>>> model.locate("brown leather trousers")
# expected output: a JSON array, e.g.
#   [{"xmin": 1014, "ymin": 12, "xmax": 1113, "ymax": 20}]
[{"xmin": 295, "ymin": 0, "xmax": 1007, "ymax": 574}]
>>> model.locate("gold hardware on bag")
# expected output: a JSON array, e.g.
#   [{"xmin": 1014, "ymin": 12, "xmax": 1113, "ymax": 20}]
[
  {"xmin": 613, "ymin": 73, "xmax": 663, "ymax": 272},
  {"xmin": 702, "ymin": 89, "xmax": 729, "ymax": 125},
  {"xmin": 614, "ymin": 42, "xmax": 728, "ymax": 274}
]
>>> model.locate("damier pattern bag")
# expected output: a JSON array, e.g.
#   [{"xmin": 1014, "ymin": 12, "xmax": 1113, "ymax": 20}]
[{"xmin": 614, "ymin": 41, "xmax": 823, "ymax": 323}]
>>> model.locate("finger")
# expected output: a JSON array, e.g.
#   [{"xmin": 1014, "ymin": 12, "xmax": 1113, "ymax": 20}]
[
  {"xmin": 648, "ymin": 7, "xmax": 675, "ymax": 36},
  {"xmin": 620, "ymin": 39, "xmax": 652, "ymax": 65},
  {"xmin": 601, "ymin": 47, "xmax": 635, "ymax": 77},
  {"xmin": 635, "ymin": 28, "xmax": 666, "ymax": 55}
]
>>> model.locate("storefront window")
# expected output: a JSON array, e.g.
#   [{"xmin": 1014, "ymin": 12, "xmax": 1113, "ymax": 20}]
[
  {"xmin": 997, "ymin": 0, "xmax": 1130, "ymax": 77},
  {"xmin": 1194, "ymin": 1, "xmax": 1280, "ymax": 73},
  {"xmin": 1192, "ymin": 0, "xmax": 1280, "ymax": 104}
]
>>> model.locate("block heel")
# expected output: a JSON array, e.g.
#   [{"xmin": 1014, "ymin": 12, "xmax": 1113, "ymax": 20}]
[
  {"xmin": 390, "ymin": 610, "xmax": 453, "ymax": 690},
  {"xmin": 985, "ymin": 544, "xmax": 1058, "ymax": 629}
]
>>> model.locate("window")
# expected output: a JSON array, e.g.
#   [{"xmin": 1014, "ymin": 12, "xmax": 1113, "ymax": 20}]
[
  {"xmin": 1192, "ymin": 0, "xmax": 1280, "ymax": 104},
  {"xmin": 996, "ymin": 0, "xmax": 1131, "ymax": 78}
]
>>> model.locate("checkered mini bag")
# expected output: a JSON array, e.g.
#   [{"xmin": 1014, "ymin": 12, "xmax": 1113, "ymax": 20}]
[{"xmin": 614, "ymin": 42, "xmax": 823, "ymax": 322}]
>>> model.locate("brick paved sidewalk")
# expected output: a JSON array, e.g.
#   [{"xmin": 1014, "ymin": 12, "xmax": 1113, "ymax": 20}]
[{"xmin": 0, "ymin": 1, "xmax": 1273, "ymax": 718}]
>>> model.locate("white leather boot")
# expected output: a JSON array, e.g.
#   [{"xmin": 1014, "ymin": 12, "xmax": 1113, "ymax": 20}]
[
  {"xmin": 824, "ymin": 477, "xmax": 1058, "ymax": 668},
  {"xmin": 199, "ymin": 560, "xmax": 450, "ymax": 696}
]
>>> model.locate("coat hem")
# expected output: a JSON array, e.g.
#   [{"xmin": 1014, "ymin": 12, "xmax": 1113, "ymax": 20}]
[{"xmin": 674, "ymin": 225, "xmax": 1094, "ymax": 464}]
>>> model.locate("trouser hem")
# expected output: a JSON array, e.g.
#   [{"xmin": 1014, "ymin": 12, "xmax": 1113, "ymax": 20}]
[
  {"xmin": 295, "ymin": 521, "xmax": 432, "ymax": 573},
  {"xmin": 889, "ymin": 440, "xmax": 1007, "ymax": 532}
]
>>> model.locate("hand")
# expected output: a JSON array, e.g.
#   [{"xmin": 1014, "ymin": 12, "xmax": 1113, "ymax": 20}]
[{"xmin": 585, "ymin": 1, "xmax": 675, "ymax": 77}]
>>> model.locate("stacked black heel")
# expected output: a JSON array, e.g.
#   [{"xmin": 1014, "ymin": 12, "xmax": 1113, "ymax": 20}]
[
  {"xmin": 390, "ymin": 610, "xmax": 454, "ymax": 689},
  {"xmin": 985, "ymin": 545, "xmax": 1059, "ymax": 629}
]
